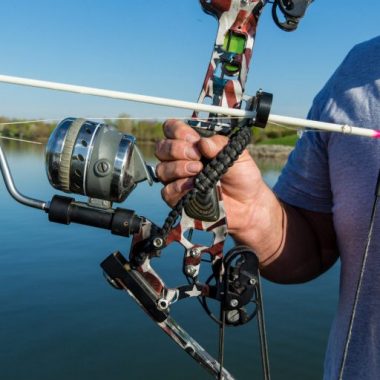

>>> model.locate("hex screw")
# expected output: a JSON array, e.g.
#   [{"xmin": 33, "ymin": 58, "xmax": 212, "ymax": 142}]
[
  {"xmin": 157, "ymin": 298, "xmax": 169, "ymax": 310},
  {"xmin": 190, "ymin": 248, "xmax": 201, "ymax": 257},
  {"xmin": 230, "ymin": 299, "xmax": 239, "ymax": 308},
  {"xmin": 185, "ymin": 265, "xmax": 197, "ymax": 277},
  {"xmin": 153, "ymin": 237, "xmax": 164, "ymax": 248}
]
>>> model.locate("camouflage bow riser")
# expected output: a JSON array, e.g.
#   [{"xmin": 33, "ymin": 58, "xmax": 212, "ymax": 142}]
[
  {"xmin": 129, "ymin": 0, "xmax": 266, "ymax": 316},
  {"xmin": 116, "ymin": 2, "xmax": 270, "ymax": 378}
]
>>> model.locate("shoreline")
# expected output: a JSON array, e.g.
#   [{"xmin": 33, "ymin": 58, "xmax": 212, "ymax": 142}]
[
  {"xmin": 247, "ymin": 144, "xmax": 293, "ymax": 160},
  {"xmin": 1, "ymin": 137, "xmax": 294, "ymax": 160}
]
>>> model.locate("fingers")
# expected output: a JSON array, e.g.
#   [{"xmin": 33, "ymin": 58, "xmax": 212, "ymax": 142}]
[
  {"xmin": 198, "ymin": 134, "xmax": 229, "ymax": 159},
  {"xmin": 156, "ymin": 120, "xmax": 202, "ymax": 161},
  {"xmin": 157, "ymin": 120, "xmax": 202, "ymax": 206},
  {"xmin": 156, "ymin": 119, "xmax": 246, "ymax": 208},
  {"xmin": 163, "ymin": 119, "xmax": 200, "ymax": 142},
  {"xmin": 157, "ymin": 119, "xmax": 229, "ymax": 161},
  {"xmin": 161, "ymin": 178, "xmax": 194, "ymax": 207},
  {"xmin": 155, "ymin": 139, "xmax": 201, "ymax": 161},
  {"xmin": 156, "ymin": 160, "xmax": 203, "ymax": 183}
]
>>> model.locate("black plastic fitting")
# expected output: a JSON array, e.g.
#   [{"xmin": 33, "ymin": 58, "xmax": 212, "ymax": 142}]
[{"xmin": 48, "ymin": 195, "xmax": 142, "ymax": 237}]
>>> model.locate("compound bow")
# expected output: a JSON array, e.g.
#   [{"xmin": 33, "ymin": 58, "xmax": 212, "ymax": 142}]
[{"xmin": 0, "ymin": 1, "xmax": 333, "ymax": 379}]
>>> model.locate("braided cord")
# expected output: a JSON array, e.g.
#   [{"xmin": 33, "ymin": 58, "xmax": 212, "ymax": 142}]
[{"xmin": 160, "ymin": 126, "xmax": 252, "ymax": 237}]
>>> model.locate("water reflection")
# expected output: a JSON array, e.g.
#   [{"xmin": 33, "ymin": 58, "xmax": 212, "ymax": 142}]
[{"xmin": 0, "ymin": 141, "xmax": 338, "ymax": 380}]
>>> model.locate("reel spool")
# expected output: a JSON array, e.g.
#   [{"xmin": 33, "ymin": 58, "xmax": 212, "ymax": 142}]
[{"xmin": 46, "ymin": 118, "xmax": 153, "ymax": 203}]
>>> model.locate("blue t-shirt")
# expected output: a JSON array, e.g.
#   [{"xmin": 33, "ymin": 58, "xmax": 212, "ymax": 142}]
[{"xmin": 274, "ymin": 36, "xmax": 380, "ymax": 379}]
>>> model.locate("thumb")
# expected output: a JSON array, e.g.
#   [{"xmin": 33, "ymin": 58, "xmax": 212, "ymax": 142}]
[{"xmin": 198, "ymin": 135, "xmax": 229, "ymax": 159}]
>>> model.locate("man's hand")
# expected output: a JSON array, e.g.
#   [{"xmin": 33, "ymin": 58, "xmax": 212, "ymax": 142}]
[
  {"xmin": 155, "ymin": 119, "xmax": 339, "ymax": 282},
  {"xmin": 155, "ymin": 119, "xmax": 284, "ymax": 259}
]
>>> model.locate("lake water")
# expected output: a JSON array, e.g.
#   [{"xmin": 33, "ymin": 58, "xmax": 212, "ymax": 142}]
[{"xmin": 0, "ymin": 141, "xmax": 339, "ymax": 380}]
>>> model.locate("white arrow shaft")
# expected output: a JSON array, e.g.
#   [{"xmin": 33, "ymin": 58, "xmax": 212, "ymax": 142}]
[
  {"xmin": 269, "ymin": 114, "xmax": 377, "ymax": 138},
  {"xmin": 0, "ymin": 74, "xmax": 378, "ymax": 139},
  {"xmin": 0, "ymin": 74, "xmax": 252, "ymax": 118}
]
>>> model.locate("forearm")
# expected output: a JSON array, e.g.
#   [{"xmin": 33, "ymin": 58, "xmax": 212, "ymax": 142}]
[
  {"xmin": 228, "ymin": 181, "xmax": 285, "ymax": 261},
  {"xmin": 230, "ymin": 185, "xmax": 339, "ymax": 284},
  {"xmin": 260, "ymin": 202, "xmax": 339, "ymax": 283}
]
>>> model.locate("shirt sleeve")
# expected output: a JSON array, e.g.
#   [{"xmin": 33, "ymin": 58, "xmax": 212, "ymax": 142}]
[
  {"xmin": 272, "ymin": 38, "xmax": 377, "ymax": 213},
  {"xmin": 273, "ymin": 107, "xmax": 333, "ymax": 213}
]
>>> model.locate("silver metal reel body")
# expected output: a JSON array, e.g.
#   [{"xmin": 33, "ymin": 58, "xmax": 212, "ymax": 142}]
[{"xmin": 46, "ymin": 118, "xmax": 153, "ymax": 203}]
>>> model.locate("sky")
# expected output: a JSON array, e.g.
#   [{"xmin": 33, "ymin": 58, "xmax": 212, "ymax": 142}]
[{"xmin": 0, "ymin": 0, "xmax": 379, "ymax": 122}]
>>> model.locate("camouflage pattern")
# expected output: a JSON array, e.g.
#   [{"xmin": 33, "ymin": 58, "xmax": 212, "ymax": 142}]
[
  {"xmin": 171, "ymin": 0, "xmax": 267, "ymax": 285},
  {"xmin": 159, "ymin": 316, "xmax": 234, "ymax": 379},
  {"xmin": 193, "ymin": 0, "xmax": 266, "ymax": 132},
  {"xmin": 127, "ymin": 0, "xmax": 266, "ymax": 320},
  {"xmin": 129, "ymin": 0, "xmax": 269, "ymax": 306},
  {"xmin": 125, "ymin": 1, "xmax": 269, "ymax": 377}
]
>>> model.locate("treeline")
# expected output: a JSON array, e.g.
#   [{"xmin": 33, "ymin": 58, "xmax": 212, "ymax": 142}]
[
  {"xmin": 0, "ymin": 114, "xmax": 298, "ymax": 146},
  {"xmin": 252, "ymin": 124, "xmax": 298, "ymax": 146},
  {"xmin": 104, "ymin": 114, "xmax": 163, "ymax": 142},
  {"xmin": 0, "ymin": 116, "xmax": 56, "ymax": 142}
]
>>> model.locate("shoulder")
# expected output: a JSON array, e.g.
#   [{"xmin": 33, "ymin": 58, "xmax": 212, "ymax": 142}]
[
  {"xmin": 310, "ymin": 36, "xmax": 380, "ymax": 126},
  {"xmin": 325, "ymin": 36, "xmax": 380, "ymax": 91},
  {"xmin": 335, "ymin": 36, "xmax": 380, "ymax": 78},
  {"xmin": 347, "ymin": 36, "xmax": 380, "ymax": 60}
]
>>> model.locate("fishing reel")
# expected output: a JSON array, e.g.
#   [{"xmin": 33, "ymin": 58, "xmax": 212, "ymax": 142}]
[
  {"xmin": 41, "ymin": 117, "xmax": 158, "ymax": 236},
  {"xmin": 46, "ymin": 117, "xmax": 155, "ymax": 204},
  {"xmin": 272, "ymin": 0, "xmax": 313, "ymax": 31},
  {"xmin": 0, "ymin": 117, "xmax": 157, "ymax": 238}
]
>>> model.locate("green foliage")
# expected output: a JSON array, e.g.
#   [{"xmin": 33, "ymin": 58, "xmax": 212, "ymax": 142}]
[
  {"xmin": 251, "ymin": 123, "xmax": 298, "ymax": 146},
  {"xmin": 0, "ymin": 114, "xmax": 165, "ymax": 143},
  {"xmin": 0, "ymin": 116, "xmax": 297, "ymax": 146},
  {"xmin": 257, "ymin": 133, "xmax": 299, "ymax": 146},
  {"xmin": 104, "ymin": 113, "xmax": 164, "ymax": 142},
  {"xmin": 0, "ymin": 118, "xmax": 55, "ymax": 141}
]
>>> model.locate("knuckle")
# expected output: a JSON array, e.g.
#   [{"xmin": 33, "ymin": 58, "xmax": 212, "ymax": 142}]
[
  {"xmin": 173, "ymin": 162, "xmax": 186, "ymax": 178},
  {"xmin": 210, "ymin": 135, "xmax": 228, "ymax": 151},
  {"xmin": 161, "ymin": 186, "xmax": 169, "ymax": 201},
  {"xmin": 164, "ymin": 119, "xmax": 197, "ymax": 141},
  {"xmin": 161, "ymin": 184, "xmax": 178, "ymax": 207},
  {"xmin": 168, "ymin": 142, "xmax": 176, "ymax": 157},
  {"xmin": 155, "ymin": 139, "xmax": 166, "ymax": 159},
  {"xmin": 163, "ymin": 120, "xmax": 173, "ymax": 136},
  {"xmin": 159, "ymin": 161, "xmax": 189, "ymax": 182},
  {"xmin": 163, "ymin": 119, "xmax": 180, "ymax": 138},
  {"xmin": 168, "ymin": 141, "xmax": 182, "ymax": 158},
  {"xmin": 155, "ymin": 163, "xmax": 163, "ymax": 180},
  {"xmin": 173, "ymin": 180, "xmax": 183, "ymax": 194},
  {"xmin": 213, "ymin": 134, "xmax": 228, "ymax": 144}
]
